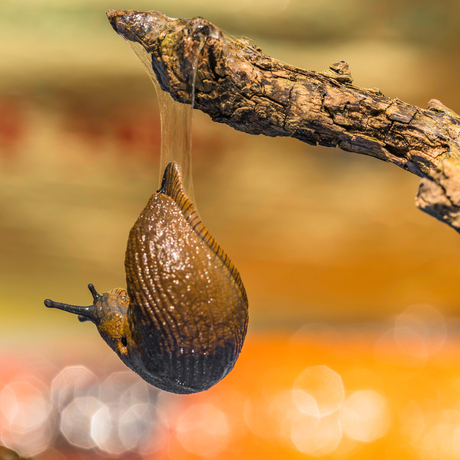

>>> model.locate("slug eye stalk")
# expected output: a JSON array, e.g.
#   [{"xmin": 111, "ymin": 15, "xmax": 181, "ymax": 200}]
[{"xmin": 44, "ymin": 284, "xmax": 101, "ymax": 324}]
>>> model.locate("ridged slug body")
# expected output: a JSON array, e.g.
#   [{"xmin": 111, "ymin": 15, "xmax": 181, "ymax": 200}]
[{"xmin": 45, "ymin": 163, "xmax": 248, "ymax": 394}]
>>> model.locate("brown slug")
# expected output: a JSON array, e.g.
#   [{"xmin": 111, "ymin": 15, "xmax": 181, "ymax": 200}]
[{"xmin": 45, "ymin": 162, "xmax": 248, "ymax": 394}]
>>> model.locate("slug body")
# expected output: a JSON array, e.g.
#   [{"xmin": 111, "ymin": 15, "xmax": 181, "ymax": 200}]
[{"xmin": 45, "ymin": 162, "xmax": 248, "ymax": 394}]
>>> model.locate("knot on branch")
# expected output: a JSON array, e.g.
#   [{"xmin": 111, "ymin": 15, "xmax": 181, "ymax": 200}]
[
  {"xmin": 175, "ymin": 18, "xmax": 227, "ymax": 89},
  {"xmin": 426, "ymin": 99, "xmax": 460, "ymax": 122},
  {"xmin": 320, "ymin": 61, "xmax": 353, "ymax": 84}
]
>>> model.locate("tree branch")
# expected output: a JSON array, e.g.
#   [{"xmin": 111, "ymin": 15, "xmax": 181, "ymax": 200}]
[{"xmin": 107, "ymin": 9, "xmax": 460, "ymax": 233}]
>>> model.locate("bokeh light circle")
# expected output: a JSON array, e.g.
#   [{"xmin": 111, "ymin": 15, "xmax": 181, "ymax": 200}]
[
  {"xmin": 341, "ymin": 390, "xmax": 390, "ymax": 442},
  {"xmin": 177, "ymin": 403, "xmax": 229, "ymax": 457},
  {"xmin": 60, "ymin": 397, "xmax": 105, "ymax": 449},
  {"xmin": 294, "ymin": 366, "xmax": 345, "ymax": 416}
]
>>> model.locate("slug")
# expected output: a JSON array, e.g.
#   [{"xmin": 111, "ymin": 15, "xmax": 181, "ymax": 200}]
[{"xmin": 45, "ymin": 162, "xmax": 248, "ymax": 394}]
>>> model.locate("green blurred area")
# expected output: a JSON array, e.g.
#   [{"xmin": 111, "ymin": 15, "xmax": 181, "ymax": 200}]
[{"xmin": 1, "ymin": 0, "xmax": 460, "ymax": 347}]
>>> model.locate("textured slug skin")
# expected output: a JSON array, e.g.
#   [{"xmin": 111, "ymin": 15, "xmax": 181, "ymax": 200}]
[{"xmin": 124, "ymin": 162, "xmax": 249, "ymax": 394}]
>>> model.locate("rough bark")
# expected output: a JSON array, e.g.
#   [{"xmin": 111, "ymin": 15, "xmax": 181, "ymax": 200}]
[{"xmin": 107, "ymin": 9, "xmax": 460, "ymax": 233}]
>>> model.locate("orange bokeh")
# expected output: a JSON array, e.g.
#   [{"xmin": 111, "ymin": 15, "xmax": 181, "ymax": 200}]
[{"xmin": 2, "ymin": 311, "xmax": 460, "ymax": 459}]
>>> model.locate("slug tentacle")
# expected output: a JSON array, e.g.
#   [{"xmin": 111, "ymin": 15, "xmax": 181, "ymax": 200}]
[
  {"xmin": 44, "ymin": 298, "xmax": 98, "ymax": 324},
  {"xmin": 88, "ymin": 283, "xmax": 102, "ymax": 303}
]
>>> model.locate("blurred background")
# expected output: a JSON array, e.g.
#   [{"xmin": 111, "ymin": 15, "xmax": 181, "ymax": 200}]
[{"xmin": 2, "ymin": 0, "xmax": 460, "ymax": 458}]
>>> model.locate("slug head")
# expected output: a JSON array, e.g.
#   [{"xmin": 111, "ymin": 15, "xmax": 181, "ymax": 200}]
[{"xmin": 44, "ymin": 284, "xmax": 133, "ymax": 358}]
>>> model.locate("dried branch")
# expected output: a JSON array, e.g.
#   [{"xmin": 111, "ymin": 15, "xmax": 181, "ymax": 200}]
[{"xmin": 107, "ymin": 9, "xmax": 460, "ymax": 233}]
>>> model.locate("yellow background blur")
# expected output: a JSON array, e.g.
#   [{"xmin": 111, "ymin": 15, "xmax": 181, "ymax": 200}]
[{"xmin": 1, "ymin": 1, "xmax": 460, "ymax": 459}]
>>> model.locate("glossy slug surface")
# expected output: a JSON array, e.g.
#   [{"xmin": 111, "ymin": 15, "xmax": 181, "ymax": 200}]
[
  {"xmin": 45, "ymin": 162, "xmax": 249, "ymax": 394},
  {"xmin": 124, "ymin": 162, "xmax": 248, "ymax": 393}
]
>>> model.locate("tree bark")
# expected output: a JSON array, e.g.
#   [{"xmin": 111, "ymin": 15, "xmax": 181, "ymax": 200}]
[{"xmin": 107, "ymin": 9, "xmax": 460, "ymax": 233}]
